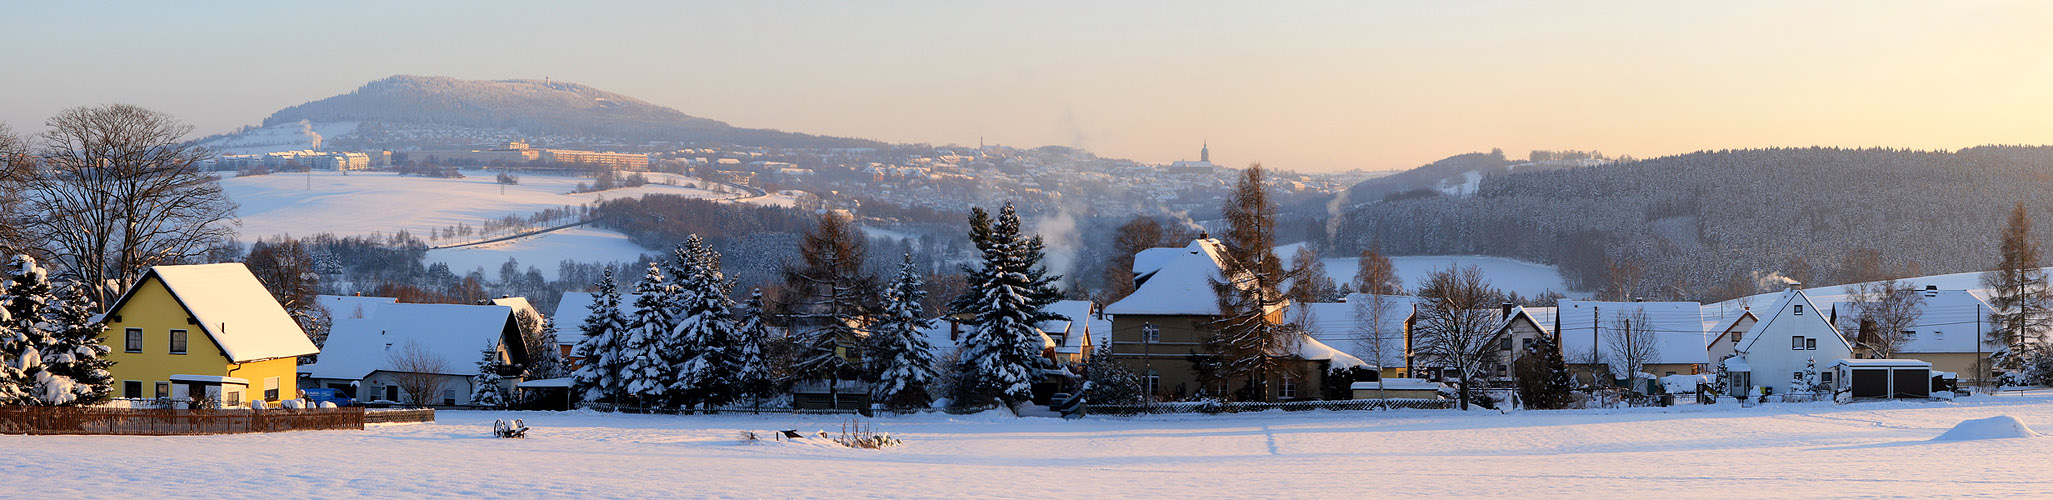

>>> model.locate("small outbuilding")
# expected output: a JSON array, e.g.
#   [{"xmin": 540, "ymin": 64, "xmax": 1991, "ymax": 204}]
[
  {"xmin": 1350, "ymin": 378, "xmax": 1450, "ymax": 400},
  {"xmin": 1829, "ymin": 358, "xmax": 1932, "ymax": 399}
]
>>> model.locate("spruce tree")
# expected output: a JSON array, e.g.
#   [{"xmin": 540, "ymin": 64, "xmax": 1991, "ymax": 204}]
[
  {"xmin": 570, "ymin": 269, "xmax": 629, "ymax": 404},
  {"xmin": 734, "ymin": 288, "xmax": 776, "ymax": 408},
  {"xmin": 470, "ymin": 344, "xmax": 508, "ymax": 408},
  {"xmin": 38, "ymin": 283, "xmax": 111, "ymax": 406},
  {"xmin": 3, "ymin": 256, "xmax": 65, "ymax": 405},
  {"xmin": 620, "ymin": 262, "xmax": 676, "ymax": 407},
  {"xmin": 669, "ymin": 236, "xmax": 741, "ymax": 409},
  {"xmin": 948, "ymin": 203, "xmax": 1065, "ymax": 410},
  {"xmin": 872, "ymin": 254, "xmax": 940, "ymax": 411},
  {"xmin": 523, "ymin": 314, "xmax": 567, "ymax": 379},
  {"xmin": 1513, "ymin": 334, "xmax": 1574, "ymax": 409}
]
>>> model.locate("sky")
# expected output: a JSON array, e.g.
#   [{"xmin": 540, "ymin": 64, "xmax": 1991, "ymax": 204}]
[{"xmin": 5, "ymin": 1, "xmax": 2053, "ymax": 172}]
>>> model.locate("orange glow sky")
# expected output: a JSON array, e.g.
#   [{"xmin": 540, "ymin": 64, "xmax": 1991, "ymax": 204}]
[{"xmin": 5, "ymin": 1, "xmax": 2052, "ymax": 171}]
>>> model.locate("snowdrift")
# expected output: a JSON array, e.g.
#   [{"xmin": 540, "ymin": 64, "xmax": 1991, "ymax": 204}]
[{"xmin": 1931, "ymin": 415, "xmax": 2041, "ymax": 441}]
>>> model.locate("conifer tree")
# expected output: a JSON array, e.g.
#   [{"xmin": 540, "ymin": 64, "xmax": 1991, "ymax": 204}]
[
  {"xmin": 948, "ymin": 203, "xmax": 1065, "ymax": 410},
  {"xmin": 781, "ymin": 212, "xmax": 877, "ymax": 409},
  {"xmin": 571, "ymin": 269, "xmax": 629, "ymax": 404},
  {"xmin": 669, "ymin": 236, "xmax": 741, "ymax": 409},
  {"xmin": 1512, "ymin": 333, "xmax": 1574, "ymax": 409},
  {"xmin": 734, "ymin": 288, "xmax": 776, "ymax": 408},
  {"xmin": 1209, "ymin": 164, "xmax": 1295, "ymax": 402},
  {"xmin": 2, "ymin": 256, "xmax": 64, "ymax": 405},
  {"xmin": 872, "ymin": 254, "xmax": 940, "ymax": 411},
  {"xmin": 38, "ymin": 283, "xmax": 110, "ymax": 406},
  {"xmin": 620, "ymin": 262, "xmax": 676, "ymax": 407},
  {"xmin": 469, "ymin": 344, "xmax": 508, "ymax": 408},
  {"xmin": 1983, "ymin": 201, "xmax": 2053, "ymax": 367},
  {"xmin": 522, "ymin": 313, "xmax": 567, "ymax": 379}
]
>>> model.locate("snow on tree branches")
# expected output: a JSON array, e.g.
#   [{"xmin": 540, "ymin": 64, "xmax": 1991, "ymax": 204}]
[
  {"xmin": 871, "ymin": 254, "xmax": 940, "ymax": 411},
  {"xmin": 948, "ymin": 203, "xmax": 1064, "ymax": 411}
]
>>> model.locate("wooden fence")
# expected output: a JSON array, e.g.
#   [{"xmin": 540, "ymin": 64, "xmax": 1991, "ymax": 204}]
[
  {"xmin": 364, "ymin": 408, "xmax": 436, "ymax": 424},
  {"xmin": 1085, "ymin": 398, "xmax": 1457, "ymax": 416},
  {"xmin": 0, "ymin": 406, "xmax": 365, "ymax": 435}
]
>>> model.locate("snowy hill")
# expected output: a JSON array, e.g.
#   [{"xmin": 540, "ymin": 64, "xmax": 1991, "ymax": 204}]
[
  {"xmin": 252, "ymin": 75, "xmax": 882, "ymax": 148},
  {"xmin": 1317, "ymin": 255, "xmax": 1584, "ymax": 299},
  {"xmin": 197, "ymin": 120, "xmax": 359, "ymax": 155}
]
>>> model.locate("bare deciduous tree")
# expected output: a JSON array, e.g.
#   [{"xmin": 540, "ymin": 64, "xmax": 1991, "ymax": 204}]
[
  {"xmin": 0, "ymin": 123, "xmax": 34, "ymax": 252},
  {"xmin": 1842, "ymin": 279, "xmax": 1926, "ymax": 359},
  {"xmin": 26, "ymin": 104, "xmax": 237, "ymax": 304},
  {"xmin": 1353, "ymin": 245, "xmax": 1403, "ymax": 295},
  {"xmin": 1412, "ymin": 265, "xmax": 1505, "ymax": 409},
  {"xmin": 1352, "ymin": 291, "xmax": 1400, "ymax": 399},
  {"xmin": 1606, "ymin": 308, "xmax": 1656, "ymax": 383},
  {"xmin": 387, "ymin": 340, "xmax": 450, "ymax": 406}
]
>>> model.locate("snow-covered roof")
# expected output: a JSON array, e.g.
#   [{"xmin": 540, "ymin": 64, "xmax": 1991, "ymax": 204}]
[
  {"xmin": 552, "ymin": 291, "xmax": 644, "ymax": 345},
  {"xmin": 1350, "ymin": 378, "xmax": 1448, "ymax": 392},
  {"xmin": 1293, "ymin": 335, "xmax": 1369, "ymax": 370},
  {"xmin": 301, "ymin": 302, "xmax": 518, "ymax": 380},
  {"xmin": 1722, "ymin": 356, "xmax": 1751, "ymax": 372},
  {"xmin": 1130, "ymin": 247, "xmax": 1186, "ymax": 278},
  {"xmin": 315, "ymin": 294, "xmax": 397, "ymax": 321},
  {"xmin": 1831, "ymin": 289, "xmax": 1998, "ymax": 355},
  {"xmin": 1830, "ymin": 358, "xmax": 1931, "ymax": 368},
  {"xmin": 1104, "ymin": 239, "xmax": 1237, "ymax": 316},
  {"xmin": 1556, "ymin": 299, "xmax": 1709, "ymax": 366},
  {"xmin": 1704, "ymin": 310, "xmax": 1758, "ymax": 349},
  {"xmin": 1294, "ymin": 295, "xmax": 1424, "ymax": 368},
  {"xmin": 114, "ymin": 264, "xmax": 319, "ymax": 363},
  {"xmin": 516, "ymin": 377, "xmax": 574, "ymax": 388},
  {"xmin": 491, "ymin": 296, "xmax": 541, "ymax": 321},
  {"xmin": 1039, "ymin": 300, "xmax": 1106, "ymax": 354}
]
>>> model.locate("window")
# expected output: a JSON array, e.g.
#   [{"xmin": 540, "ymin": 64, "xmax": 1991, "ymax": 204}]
[
  {"xmin": 1794, "ymin": 304, "xmax": 1804, "ymax": 315},
  {"xmin": 124, "ymin": 328, "xmax": 143, "ymax": 353},
  {"xmin": 1522, "ymin": 338, "xmax": 1536, "ymax": 350},
  {"xmin": 1496, "ymin": 363, "xmax": 1509, "ymax": 377},
  {"xmin": 168, "ymin": 329, "xmax": 188, "ymax": 354},
  {"xmin": 442, "ymin": 389, "xmax": 457, "ymax": 406},
  {"xmin": 1142, "ymin": 323, "xmax": 1160, "ymax": 343},
  {"xmin": 384, "ymin": 386, "xmax": 399, "ymax": 402},
  {"xmin": 1279, "ymin": 375, "xmax": 1299, "ymax": 399},
  {"xmin": 1821, "ymin": 372, "xmax": 1834, "ymax": 383},
  {"xmin": 1144, "ymin": 369, "xmax": 1161, "ymax": 396},
  {"xmin": 1665, "ymin": 371, "xmax": 1677, "ymax": 377},
  {"xmin": 1501, "ymin": 337, "xmax": 1513, "ymax": 350},
  {"xmin": 1794, "ymin": 371, "xmax": 1803, "ymax": 381},
  {"xmin": 1733, "ymin": 332, "xmax": 1743, "ymax": 344},
  {"xmin": 1793, "ymin": 336, "xmax": 1805, "ymax": 350},
  {"xmin": 154, "ymin": 382, "xmax": 170, "ymax": 399},
  {"xmin": 1807, "ymin": 338, "xmax": 1818, "ymax": 350},
  {"xmin": 1903, "ymin": 330, "xmax": 1917, "ymax": 340},
  {"xmin": 223, "ymin": 389, "xmax": 241, "ymax": 407},
  {"xmin": 123, "ymin": 381, "xmax": 142, "ymax": 399},
  {"xmin": 264, "ymin": 377, "xmax": 281, "ymax": 402}
]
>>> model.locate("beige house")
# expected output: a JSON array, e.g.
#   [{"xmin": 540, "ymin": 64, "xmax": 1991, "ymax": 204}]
[
  {"xmin": 1104, "ymin": 237, "xmax": 1365, "ymax": 401},
  {"xmin": 1833, "ymin": 287, "xmax": 1998, "ymax": 386}
]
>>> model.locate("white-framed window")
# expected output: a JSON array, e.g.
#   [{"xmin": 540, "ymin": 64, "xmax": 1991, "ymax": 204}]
[
  {"xmin": 154, "ymin": 382, "xmax": 170, "ymax": 399},
  {"xmin": 1144, "ymin": 369, "xmax": 1161, "ymax": 396},
  {"xmin": 1792, "ymin": 336, "xmax": 1804, "ymax": 350},
  {"xmin": 1794, "ymin": 304, "xmax": 1804, "ymax": 315},
  {"xmin": 1279, "ymin": 374, "xmax": 1299, "ymax": 399},
  {"xmin": 168, "ymin": 329, "xmax": 188, "ymax": 354},
  {"xmin": 1142, "ymin": 324, "xmax": 1160, "ymax": 343},
  {"xmin": 223, "ymin": 389, "xmax": 242, "ymax": 406},
  {"xmin": 442, "ymin": 389, "xmax": 457, "ymax": 405},
  {"xmin": 124, "ymin": 328, "xmax": 143, "ymax": 353}
]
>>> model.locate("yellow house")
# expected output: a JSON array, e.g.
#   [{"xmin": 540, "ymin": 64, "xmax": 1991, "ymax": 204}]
[{"xmin": 100, "ymin": 263, "xmax": 319, "ymax": 407}]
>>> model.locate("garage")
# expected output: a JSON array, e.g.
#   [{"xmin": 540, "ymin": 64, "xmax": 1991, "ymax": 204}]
[{"xmin": 1829, "ymin": 359, "xmax": 1932, "ymax": 400}]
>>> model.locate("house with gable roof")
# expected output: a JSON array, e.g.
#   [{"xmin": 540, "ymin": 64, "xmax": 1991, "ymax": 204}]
[
  {"xmin": 1104, "ymin": 236, "xmax": 1366, "ymax": 401},
  {"xmin": 300, "ymin": 302, "xmax": 529, "ymax": 405},
  {"xmin": 1556, "ymin": 299, "xmax": 1713, "ymax": 386},
  {"xmin": 1721, "ymin": 288, "xmax": 1854, "ymax": 396},
  {"xmin": 1832, "ymin": 286, "xmax": 1999, "ymax": 385},
  {"xmin": 100, "ymin": 263, "xmax": 320, "ymax": 407}
]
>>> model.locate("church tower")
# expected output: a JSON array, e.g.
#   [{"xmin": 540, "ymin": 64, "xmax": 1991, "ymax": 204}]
[{"xmin": 1201, "ymin": 142, "xmax": 1210, "ymax": 163}]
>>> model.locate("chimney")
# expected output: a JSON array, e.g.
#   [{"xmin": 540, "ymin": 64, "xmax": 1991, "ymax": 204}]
[
  {"xmin": 1501, "ymin": 302, "xmax": 1514, "ymax": 319},
  {"xmin": 1786, "ymin": 281, "xmax": 1803, "ymax": 292},
  {"xmin": 1633, "ymin": 297, "xmax": 1645, "ymax": 303},
  {"xmin": 1198, "ymin": 230, "xmax": 1210, "ymax": 240}
]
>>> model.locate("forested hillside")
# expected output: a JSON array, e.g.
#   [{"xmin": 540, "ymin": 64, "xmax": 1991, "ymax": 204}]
[
  {"xmin": 1331, "ymin": 146, "xmax": 2053, "ymax": 301},
  {"xmin": 262, "ymin": 75, "xmax": 881, "ymax": 148}
]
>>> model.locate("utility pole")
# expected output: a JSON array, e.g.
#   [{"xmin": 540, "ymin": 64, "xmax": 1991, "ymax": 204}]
[{"xmin": 1592, "ymin": 306, "xmax": 1601, "ymax": 389}]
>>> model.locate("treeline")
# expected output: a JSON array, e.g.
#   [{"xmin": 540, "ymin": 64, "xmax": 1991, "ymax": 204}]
[{"xmin": 1331, "ymin": 146, "xmax": 2053, "ymax": 301}]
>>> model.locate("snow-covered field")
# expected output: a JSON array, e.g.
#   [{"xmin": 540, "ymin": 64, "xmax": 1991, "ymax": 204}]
[
  {"xmin": 1322, "ymin": 255, "xmax": 1584, "ymax": 298},
  {"xmin": 221, "ymin": 169, "xmax": 731, "ymax": 240},
  {"xmin": 13, "ymin": 394, "xmax": 2053, "ymax": 499},
  {"xmin": 423, "ymin": 226, "xmax": 655, "ymax": 277}
]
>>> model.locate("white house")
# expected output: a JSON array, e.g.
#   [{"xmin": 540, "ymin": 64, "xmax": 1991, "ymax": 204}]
[
  {"xmin": 1723, "ymin": 289, "xmax": 1854, "ymax": 396},
  {"xmin": 300, "ymin": 302, "xmax": 529, "ymax": 405},
  {"xmin": 1556, "ymin": 300, "xmax": 1712, "ymax": 382}
]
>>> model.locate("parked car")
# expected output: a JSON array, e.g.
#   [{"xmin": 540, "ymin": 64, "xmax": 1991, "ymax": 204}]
[{"xmin": 302, "ymin": 388, "xmax": 357, "ymax": 407}]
